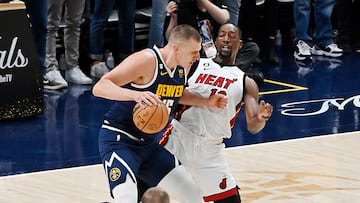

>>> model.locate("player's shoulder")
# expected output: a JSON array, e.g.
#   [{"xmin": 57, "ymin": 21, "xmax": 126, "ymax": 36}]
[
  {"xmin": 128, "ymin": 49, "xmax": 156, "ymax": 66},
  {"xmin": 244, "ymin": 75, "xmax": 259, "ymax": 95},
  {"xmin": 138, "ymin": 48, "xmax": 156, "ymax": 58}
]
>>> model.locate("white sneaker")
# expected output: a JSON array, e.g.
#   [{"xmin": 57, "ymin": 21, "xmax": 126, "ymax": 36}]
[
  {"xmin": 44, "ymin": 69, "xmax": 68, "ymax": 90},
  {"xmin": 294, "ymin": 40, "xmax": 312, "ymax": 60},
  {"xmin": 65, "ymin": 67, "xmax": 93, "ymax": 85},
  {"xmin": 90, "ymin": 62, "xmax": 109, "ymax": 78},
  {"xmin": 311, "ymin": 43, "xmax": 343, "ymax": 57}
]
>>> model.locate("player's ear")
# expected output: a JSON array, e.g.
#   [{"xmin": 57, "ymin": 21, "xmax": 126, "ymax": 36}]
[
  {"xmin": 173, "ymin": 43, "xmax": 179, "ymax": 52},
  {"xmin": 238, "ymin": 39, "xmax": 243, "ymax": 49}
]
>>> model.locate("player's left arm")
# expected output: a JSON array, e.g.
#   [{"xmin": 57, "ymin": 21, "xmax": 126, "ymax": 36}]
[
  {"xmin": 179, "ymin": 90, "xmax": 228, "ymax": 108},
  {"xmin": 244, "ymin": 76, "xmax": 273, "ymax": 134}
]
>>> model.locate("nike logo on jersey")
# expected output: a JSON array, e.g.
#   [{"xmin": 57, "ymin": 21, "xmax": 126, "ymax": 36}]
[{"xmin": 160, "ymin": 71, "xmax": 168, "ymax": 76}]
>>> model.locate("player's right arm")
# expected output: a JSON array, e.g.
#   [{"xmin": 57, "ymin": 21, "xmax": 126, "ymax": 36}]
[
  {"xmin": 92, "ymin": 49, "xmax": 162, "ymax": 105},
  {"xmin": 243, "ymin": 76, "xmax": 273, "ymax": 134}
]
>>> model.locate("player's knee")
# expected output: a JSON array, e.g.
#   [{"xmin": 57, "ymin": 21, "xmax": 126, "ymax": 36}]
[{"xmin": 112, "ymin": 174, "xmax": 138, "ymax": 203}]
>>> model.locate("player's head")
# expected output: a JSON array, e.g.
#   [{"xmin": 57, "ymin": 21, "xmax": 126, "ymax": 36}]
[
  {"xmin": 141, "ymin": 187, "xmax": 170, "ymax": 203},
  {"xmin": 215, "ymin": 23, "xmax": 243, "ymax": 60},
  {"xmin": 167, "ymin": 24, "xmax": 202, "ymax": 70}
]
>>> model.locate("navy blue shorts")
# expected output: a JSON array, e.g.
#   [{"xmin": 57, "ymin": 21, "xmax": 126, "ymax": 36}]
[{"xmin": 98, "ymin": 126, "xmax": 178, "ymax": 195}]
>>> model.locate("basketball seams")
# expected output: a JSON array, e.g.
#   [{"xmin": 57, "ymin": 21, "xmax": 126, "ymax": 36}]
[
  {"xmin": 142, "ymin": 105, "xmax": 159, "ymax": 131},
  {"xmin": 133, "ymin": 103, "xmax": 169, "ymax": 134}
]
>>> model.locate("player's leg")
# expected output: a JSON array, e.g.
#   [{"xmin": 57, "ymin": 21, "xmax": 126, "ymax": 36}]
[
  {"xmin": 188, "ymin": 143, "xmax": 240, "ymax": 203},
  {"xmin": 99, "ymin": 128, "xmax": 142, "ymax": 202},
  {"xmin": 137, "ymin": 176, "xmax": 150, "ymax": 202},
  {"xmin": 158, "ymin": 165, "xmax": 204, "ymax": 203},
  {"xmin": 139, "ymin": 144, "xmax": 204, "ymax": 203},
  {"xmin": 102, "ymin": 151, "xmax": 138, "ymax": 203}
]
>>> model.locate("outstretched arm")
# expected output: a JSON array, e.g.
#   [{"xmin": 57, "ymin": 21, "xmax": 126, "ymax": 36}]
[{"xmin": 243, "ymin": 76, "xmax": 273, "ymax": 134}]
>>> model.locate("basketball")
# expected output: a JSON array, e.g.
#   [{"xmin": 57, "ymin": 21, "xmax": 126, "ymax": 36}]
[{"xmin": 133, "ymin": 102, "xmax": 169, "ymax": 134}]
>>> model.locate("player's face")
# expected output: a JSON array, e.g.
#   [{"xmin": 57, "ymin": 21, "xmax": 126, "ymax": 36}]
[
  {"xmin": 176, "ymin": 39, "xmax": 201, "ymax": 70},
  {"xmin": 215, "ymin": 24, "xmax": 241, "ymax": 58}
]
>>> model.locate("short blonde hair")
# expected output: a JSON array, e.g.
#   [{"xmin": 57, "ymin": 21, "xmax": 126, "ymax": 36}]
[
  {"xmin": 168, "ymin": 24, "xmax": 201, "ymax": 45},
  {"xmin": 141, "ymin": 187, "xmax": 170, "ymax": 203}
]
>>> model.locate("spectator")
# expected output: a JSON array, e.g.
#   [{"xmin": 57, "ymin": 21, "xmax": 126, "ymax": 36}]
[
  {"xmin": 44, "ymin": 0, "xmax": 93, "ymax": 90},
  {"xmin": 223, "ymin": 0, "xmax": 241, "ymax": 25},
  {"xmin": 334, "ymin": 0, "xmax": 360, "ymax": 54},
  {"xmin": 277, "ymin": 0, "xmax": 295, "ymax": 54},
  {"xmin": 89, "ymin": 0, "xmax": 136, "ymax": 78},
  {"xmin": 236, "ymin": 0, "xmax": 263, "ymax": 69},
  {"xmin": 254, "ymin": 0, "xmax": 280, "ymax": 65},
  {"xmin": 21, "ymin": 0, "xmax": 48, "ymax": 84},
  {"xmin": 148, "ymin": 0, "xmax": 169, "ymax": 48},
  {"xmin": 238, "ymin": 0, "xmax": 257, "ymax": 43},
  {"xmin": 293, "ymin": 0, "xmax": 342, "ymax": 60}
]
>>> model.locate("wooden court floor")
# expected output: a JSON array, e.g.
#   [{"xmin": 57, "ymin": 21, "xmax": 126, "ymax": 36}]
[{"xmin": 1, "ymin": 131, "xmax": 359, "ymax": 203}]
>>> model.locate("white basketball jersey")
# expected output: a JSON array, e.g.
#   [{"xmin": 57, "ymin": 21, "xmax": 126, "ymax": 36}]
[{"xmin": 178, "ymin": 58, "xmax": 245, "ymax": 139}]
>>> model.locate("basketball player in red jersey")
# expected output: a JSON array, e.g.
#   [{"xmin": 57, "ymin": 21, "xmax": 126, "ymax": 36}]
[{"xmin": 161, "ymin": 23, "xmax": 273, "ymax": 203}]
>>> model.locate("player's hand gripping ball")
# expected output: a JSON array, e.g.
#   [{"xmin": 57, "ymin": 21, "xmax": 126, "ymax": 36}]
[{"xmin": 133, "ymin": 102, "xmax": 169, "ymax": 134}]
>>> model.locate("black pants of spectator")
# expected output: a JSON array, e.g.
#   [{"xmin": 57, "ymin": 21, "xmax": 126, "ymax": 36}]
[
  {"xmin": 238, "ymin": 0, "xmax": 257, "ymax": 41},
  {"xmin": 335, "ymin": 0, "xmax": 360, "ymax": 52},
  {"xmin": 254, "ymin": 0, "xmax": 280, "ymax": 65}
]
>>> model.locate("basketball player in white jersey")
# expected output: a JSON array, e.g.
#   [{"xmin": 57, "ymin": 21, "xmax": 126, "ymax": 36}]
[{"xmin": 160, "ymin": 23, "xmax": 273, "ymax": 203}]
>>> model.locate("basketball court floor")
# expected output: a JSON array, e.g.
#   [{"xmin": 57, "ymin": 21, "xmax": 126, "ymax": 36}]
[{"xmin": 0, "ymin": 52, "xmax": 360, "ymax": 202}]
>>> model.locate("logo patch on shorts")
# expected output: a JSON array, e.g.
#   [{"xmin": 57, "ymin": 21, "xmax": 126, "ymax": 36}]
[
  {"xmin": 219, "ymin": 176, "xmax": 227, "ymax": 189},
  {"xmin": 109, "ymin": 167, "xmax": 121, "ymax": 182}
]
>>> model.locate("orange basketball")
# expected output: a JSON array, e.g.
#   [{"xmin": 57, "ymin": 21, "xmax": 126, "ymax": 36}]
[{"xmin": 133, "ymin": 102, "xmax": 169, "ymax": 134}]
